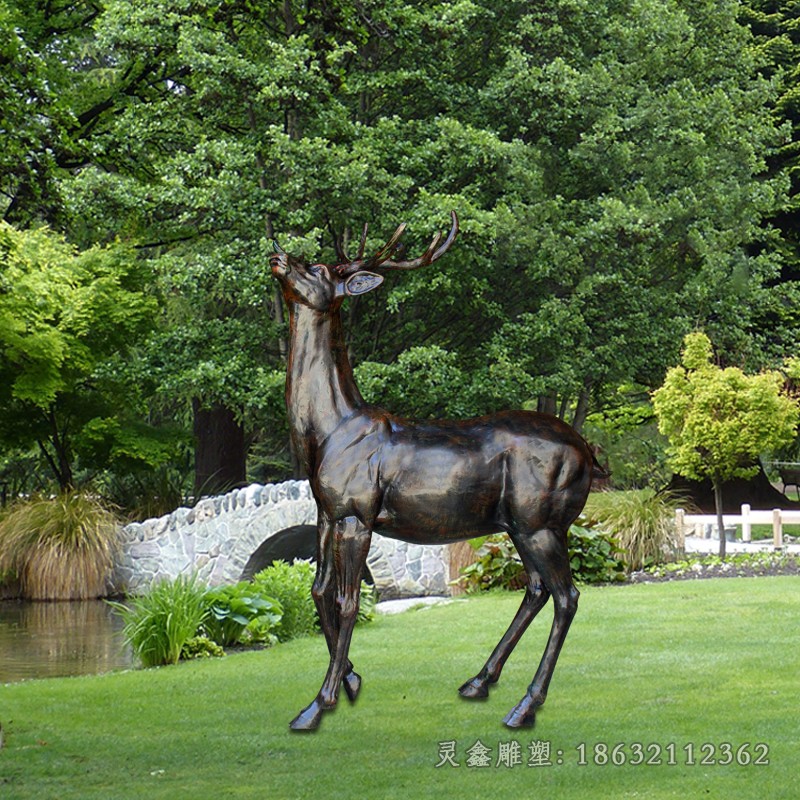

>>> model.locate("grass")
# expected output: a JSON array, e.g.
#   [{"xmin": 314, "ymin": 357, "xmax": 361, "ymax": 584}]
[
  {"xmin": 747, "ymin": 524, "xmax": 800, "ymax": 541},
  {"xmin": 1, "ymin": 578, "xmax": 798, "ymax": 799}
]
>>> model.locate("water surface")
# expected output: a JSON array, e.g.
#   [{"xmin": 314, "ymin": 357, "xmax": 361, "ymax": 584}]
[{"xmin": 0, "ymin": 600, "xmax": 134, "ymax": 683}]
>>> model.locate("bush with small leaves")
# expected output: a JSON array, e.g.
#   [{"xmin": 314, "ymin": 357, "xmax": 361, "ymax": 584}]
[
  {"xmin": 250, "ymin": 560, "xmax": 318, "ymax": 642},
  {"xmin": 181, "ymin": 635, "xmax": 225, "ymax": 660}
]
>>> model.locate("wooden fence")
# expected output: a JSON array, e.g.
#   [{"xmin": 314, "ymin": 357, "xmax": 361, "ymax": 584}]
[{"xmin": 674, "ymin": 505, "xmax": 800, "ymax": 550}]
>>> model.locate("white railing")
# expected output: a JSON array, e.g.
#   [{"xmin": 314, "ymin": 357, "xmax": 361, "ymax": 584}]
[{"xmin": 675, "ymin": 504, "xmax": 800, "ymax": 549}]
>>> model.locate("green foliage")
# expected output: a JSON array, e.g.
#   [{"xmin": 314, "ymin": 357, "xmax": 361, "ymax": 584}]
[
  {"xmin": 584, "ymin": 489, "xmax": 682, "ymax": 572},
  {"xmin": 181, "ymin": 635, "xmax": 225, "ymax": 660},
  {"xmin": 739, "ymin": 1, "xmax": 800, "ymax": 343},
  {"xmin": 652, "ymin": 332, "xmax": 800, "ymax": 484},
  {"xmin": 107, "ymin": 575, "xmax": 209, "ymax": 668},
  {"xmin": 248, "ymin": 560, "xmax": 375, "ymax": 640},
  {"xmin": 0, "ymin": 491, "xmax": 121, "ymax": 600},
  {"xmin": 457, "ymin": 526, "xmax": 624, "ymax": 592},
  {"xmin": 584, "ymin": 386, "xmax": 670, "ymax": 489},
  {"xmin": 0, "ymin": 222, "xmax": 158, "ymax": 491},
  {"xmin": 355, "ymin": 346, "xmax": 474, "ymax": 418},
  {"xmin": 567, "ymin": 524, "xmax": 627, "ymax": 584},
  {"xmin": 110, "ymin": 561, "xmax": 375, "ymax": 669},
  {"xmin": 357, "ymin": 582, "xmax": 378, "ymax": 624},
  {"xmin": 3, "ymin": 0, "xmax": 798, "ymax": 498},
  {"xmin": 0, "ymin": 222, "xmax": 155, "ymax": 409},
  {"xmin": 250, "ymin": 560, "xmax": 318, "ymax": 643},
  {"xmin": 202, "ymin": 581, "xmax": 282, "ymax": 647},
  {"xmin": 457, "ymin": 534, "xmax": 526, "ymax": 593}
]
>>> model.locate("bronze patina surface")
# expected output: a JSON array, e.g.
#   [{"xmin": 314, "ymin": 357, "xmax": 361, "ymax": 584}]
[{"xmin": 270, "ymin": 212, "xmax": 603, "ymax": 731}]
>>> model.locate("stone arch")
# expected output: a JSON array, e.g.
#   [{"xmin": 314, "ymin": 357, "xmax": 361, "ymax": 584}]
[
  {"xmin": 239, "ymin": 524, "xmax": 378, "ymax": 585},
  {"xmin": 114, "ymin": 480, "xmax": 451, "ymax": 598},
  {"xmin": 239, "ymin": 525, "xmax": 317, "ymax": 581}
]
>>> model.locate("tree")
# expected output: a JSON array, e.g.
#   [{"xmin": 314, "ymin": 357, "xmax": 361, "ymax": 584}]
[
  {"xmin": 0, "ymin": 222, "xmax": 158, "ymax": 491},
  {"xmin": 737, "ymin": 1, "xmax": 800, "ymax": 366},
  {"xmin": 652, "ymin": 332, "xmax": 799, "ymax": 556},
  {"xmin": 2, "ymin": 0, "xmax": 795, "ymax": 499}
]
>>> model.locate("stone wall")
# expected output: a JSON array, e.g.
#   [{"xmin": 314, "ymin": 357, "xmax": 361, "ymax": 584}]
[{"xmin": 113, "ymin": 480, "xmax": 451, "ymax": 599}]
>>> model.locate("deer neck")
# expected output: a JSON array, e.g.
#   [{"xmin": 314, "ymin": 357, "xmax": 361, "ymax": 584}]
[{"xmin": 285, "ymin": 302, "xmax": 364, "ymax": 472}]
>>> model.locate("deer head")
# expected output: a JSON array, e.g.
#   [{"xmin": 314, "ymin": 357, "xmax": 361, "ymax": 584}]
[{"xmin": 269, "ymin": 211, "xmax": 459, "ymax": 311}]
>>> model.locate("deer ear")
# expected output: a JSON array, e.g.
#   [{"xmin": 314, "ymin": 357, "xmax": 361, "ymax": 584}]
[{"xmin": 344, "ymin": 271, "xmax": 384, "ymax": 296}]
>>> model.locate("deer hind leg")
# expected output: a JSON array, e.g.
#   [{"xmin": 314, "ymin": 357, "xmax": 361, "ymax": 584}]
[
  {"xmin": 290, "ymin": 516, "xmax": 371, "ymax": 732},
  {"xmin": 311, "ymin": 516, "xmax": 360, "ymax": 703},
  {"xmin": 502, "ymin": 527, "xmax": 579, "ymax": 729},
  {"xmin": 459, "ymin": 559, "xmax": 551, "ymax": 700}
]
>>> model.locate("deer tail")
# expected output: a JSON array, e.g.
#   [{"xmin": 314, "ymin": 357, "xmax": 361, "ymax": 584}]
[{"xmin": 591, "ymin": 452, "xmax": 609, "ymax": 481}]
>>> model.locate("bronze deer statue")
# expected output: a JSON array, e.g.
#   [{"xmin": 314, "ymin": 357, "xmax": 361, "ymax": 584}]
[{"xmin": 270, "ymin": 211, "xmax": 603, "ymax": 731}]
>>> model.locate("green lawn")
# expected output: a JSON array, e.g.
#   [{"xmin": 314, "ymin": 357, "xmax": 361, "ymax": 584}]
[
  {"xmin": 1, "ymin": 578, "xmax": 797, "ymax": 799},
  {"xmin": 747, "ymin": 523, "xmax": 800, "ymax": 540}
]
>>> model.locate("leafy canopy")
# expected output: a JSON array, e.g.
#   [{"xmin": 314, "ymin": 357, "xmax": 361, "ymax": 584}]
[{"xmin": 0, "ymin": 222, "xmax": 160, "ymax": 488}]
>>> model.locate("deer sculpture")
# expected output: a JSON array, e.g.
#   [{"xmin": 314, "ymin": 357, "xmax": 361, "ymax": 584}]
[{"xmin": 269, "ymin": 211, "xmax": 604, "ymax": 731}]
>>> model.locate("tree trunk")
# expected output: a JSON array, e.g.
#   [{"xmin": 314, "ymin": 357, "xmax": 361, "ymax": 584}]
[
  {"xmin": 713, "ymin": 477, "xmax": 726, "ymax": 559},
  {"xmin": 572, "ymin": 387, "xmax": 590, "ymax": 433},
  {"xmin": 192, "ymin": 400, "xmax": 246, "ymax": 497},
  {"xmin": 537, "ymin": 393, "xmax": 557, "ymax": 415},
  {"xmin": 39, "ymin": 407, "xmax": 74, "ymax": 491}
]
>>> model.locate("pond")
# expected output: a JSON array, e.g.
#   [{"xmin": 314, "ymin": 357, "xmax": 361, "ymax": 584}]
[{"xmin": 0, "ymin": 600, "xmax": 134, "ymax": 683}]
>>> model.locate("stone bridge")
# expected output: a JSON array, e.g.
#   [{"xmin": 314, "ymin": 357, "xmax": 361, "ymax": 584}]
[{"xmin": 112, "ymin": 480, "xmax": 452, "ymax": 599}]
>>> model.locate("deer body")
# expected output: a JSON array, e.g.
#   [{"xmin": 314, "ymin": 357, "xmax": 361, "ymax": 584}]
[
  {"xmin": 313, "ymin": 410, "xmax": 593, "ymax": 544},
  {"xmin": 271, "ymin": 213, "xmax": 599, "ymax": 731}
]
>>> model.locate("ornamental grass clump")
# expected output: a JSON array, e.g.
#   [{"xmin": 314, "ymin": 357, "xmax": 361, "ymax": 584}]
[
  {"xmin": 584, "ymin": 488, "xmax": 681, "ymax": 572},
  {"xmin": 0, "ymin": 492, "xmax": 121, "ymax": 600},
  {"xmin": 107, "ymin": 575, "xmax": 209, "ymax": 667}
]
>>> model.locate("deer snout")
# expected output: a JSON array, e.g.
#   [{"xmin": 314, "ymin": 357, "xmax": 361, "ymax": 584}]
[{"xmin": 270, "ymin": 254, "xmax": 289, "ymax": 277}]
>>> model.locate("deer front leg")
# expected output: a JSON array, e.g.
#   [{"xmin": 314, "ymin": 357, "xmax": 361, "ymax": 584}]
[
  {"xmin": 311, "ymin": 515, "xmax": 361, "ymax": 703},
  {"xmin": 290, "ymin": 516, "xmax": 372, "ymax": 732}
]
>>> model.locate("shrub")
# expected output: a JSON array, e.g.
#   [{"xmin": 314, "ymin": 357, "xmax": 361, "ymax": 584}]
[
  {"xmin": 181, "ymin": 635, "xmax": 225, "ymax": 660},
  {"xmin": 0, "ymin": 492, "xmax": 120, "ymax": 600},
  {"xmin": 357, "ymin": 582, "xmax": 378, "ymax": 623},
  {"xmin": 457, "ymin": 525, "xmax": 625, "ymax": 593},
  {"xmin": 584, "ymin": 489, "xmax": 681, "ymax": 571},
  {"xmin": 202, "ymin": 581, "xmax": 282, "ymax": 647},
  {"xmin": 457, "ymin": 534, "xmax": 525, "ymax": 593},
  {"xmin": 107, "ymin": 574, "xmax": 209, "ymax": 667},
  {"xmin": 567, "ymin": 523, "xmax": 626, "ymax": 584},
  {"xmin": 250, "ymin": 560, "xmax": 318, "ymax": 642},
  {"xmin": 249, "ymin": 560, "xmax": 376, "ymax": 641}
]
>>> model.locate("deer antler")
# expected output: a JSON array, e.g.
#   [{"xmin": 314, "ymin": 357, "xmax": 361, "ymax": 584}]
[{"xmin": 334, "ymin": 212, "xmax": 458, "ymax": 277}]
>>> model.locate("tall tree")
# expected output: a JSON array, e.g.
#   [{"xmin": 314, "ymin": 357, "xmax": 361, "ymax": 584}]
[
  {"xmin": 2, "ymin": 0, "xmax": 792, "ymax": 496},
  {"xmin": 739, "ymin": 1, "xmax": 800, "ymax": 362},
  {"xmin": 0, "ymin": 223, "xmax": 157, "ymax": 491}
]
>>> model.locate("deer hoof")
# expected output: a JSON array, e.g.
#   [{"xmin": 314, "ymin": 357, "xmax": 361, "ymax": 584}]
[
  {"xmin": 502, "ymin": 699, "xmax": 538, "ymax": 729},
  {"xmin": 458, "ymin": 676, "xmax": 490, "ymax": 700},
  {"xmin": 343, "ymin": 670, "xmax": 362, "ymax": 702},
  {"xmin": 289, "ymin": 700, "xmax": 326, "ymax": 732}
]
